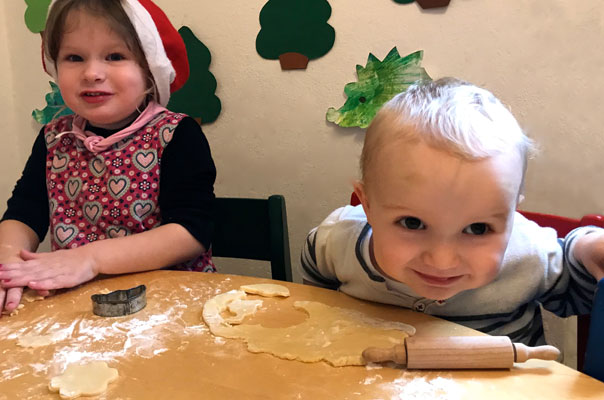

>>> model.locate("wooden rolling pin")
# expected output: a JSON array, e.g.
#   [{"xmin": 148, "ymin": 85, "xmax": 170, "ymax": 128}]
[{"xmin": 362, "ymin": 336, "xmax": 560, "ymax": 369}]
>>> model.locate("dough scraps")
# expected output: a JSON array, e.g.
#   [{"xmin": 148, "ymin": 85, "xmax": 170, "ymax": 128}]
[
  {"xmin": 17, "ymin": 333, "xmax": 56, "ymax": 348},
  {"xmin": 240, "ymin": 283, "xmax": 290, "ymax": 297},
  {"xmin": 49, "ymin": 361, "xmax": 118, "ymax": 399},
  {"xmin": 202, "ymin": 290, "xmax": 416, "ymax": 367}
]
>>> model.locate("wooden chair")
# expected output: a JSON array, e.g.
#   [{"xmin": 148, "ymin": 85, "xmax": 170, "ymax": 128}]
[
  {"xmin": 350, "ymin": 192, "xmax": 603, "ymax": 371},
  {"xmin": 212, "ymin": 195, "xmax": 292, "ymax": 282}
]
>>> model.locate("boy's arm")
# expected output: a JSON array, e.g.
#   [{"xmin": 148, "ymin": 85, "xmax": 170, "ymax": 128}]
[
  {"xmin": 539, "ymin": 226, "xmax": 601, "ymax": 317},
  {"xmin": 0, "ymin": 223, "xmax": 203, "ymax": 291},
  {"xmin": 572, "ymin": 229, "xmax": 604, "ymax": 281},
  {"xmin": 300, "ymin": 227, "xmax": 340, "ymax": 289}
]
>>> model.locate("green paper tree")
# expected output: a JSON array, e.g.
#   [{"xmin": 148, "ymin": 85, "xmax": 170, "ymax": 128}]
[
  {"xmin": 167, "ymin": 26, "xmax": 221, "ymax": 125},
  {"xmin": 256, "ymin": 0, "xmax": 335, "ymax": 70},
  {"xmin": 32, "ymin": 81, "xmax": 73, "ymax": 124},
  {"xmin": 326, "ymin": 48, "xmax": 431, "ymax": 129},
  {"xmin": 24, "ymin": 0, "xmax": 51, "ymax": 33}
]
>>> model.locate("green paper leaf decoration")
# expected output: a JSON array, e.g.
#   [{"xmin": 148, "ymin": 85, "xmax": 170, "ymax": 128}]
[
  {"xmin": 32, "ymin": 81, "xmax": 73, "ymax": 124},
  {"xmin": 326, "ymin": 48, "xmax": 431, "ymax": 129},
  {"xmin": 256, "ymin": 0, "xmax": 335, "ymax": 69},
  {"xmin": 167, "ymin": 26, "xmax": 221, "ymax": 124},
  {"xmin": 24, "ymin": 0, "xmax": 52, "ymax": 33}
]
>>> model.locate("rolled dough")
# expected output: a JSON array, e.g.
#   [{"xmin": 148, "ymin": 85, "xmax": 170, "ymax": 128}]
[
  {"xmin": 49, "ymin": 361, "xmax": 118, "ymax": 399},
  {"xmin": 17, "ymin": 333, "xmax": 56, "ymax": 348},
  {"xmin": 202, "ymin": 290, "xmax": 415, "ymax": 367}
]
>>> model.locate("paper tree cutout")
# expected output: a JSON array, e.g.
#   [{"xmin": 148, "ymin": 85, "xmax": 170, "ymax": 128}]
[
  {"xmin": 256, "ymin": 0, "xmax": 335, "ymax": 70},
  {"xmin": 393, "ymin": 0, "xmax": 451, "ymax": 8},
  {"xmin": 32, "ymin": 81, "xmax": 73, "ymax": 124},
  {"xmin": 416, "ymin": 0, "xmax": 451, "ymax": 8},
  {"xmin": 326, "ymin": 48, "xmax": 430, "ymax": 129},
  {"xmin": 167, "ymin": 26, "xmax": 221, "ymax": 125},
  {"xmin": 24, "ymin": 0, "xmax": 51, "ymax": 33}
]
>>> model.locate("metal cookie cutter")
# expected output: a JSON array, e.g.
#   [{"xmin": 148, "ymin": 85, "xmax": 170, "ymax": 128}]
[{"xmin": 91, "ymin": 285, "xmax": 147, "ymax": 317}]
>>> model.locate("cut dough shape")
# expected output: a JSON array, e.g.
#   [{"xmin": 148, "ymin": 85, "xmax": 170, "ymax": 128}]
[
  {"xmin": 240, "ymin": 283, "xmax": 290, "ymax": 297},
  {"xmin": 203, "ymin": 290, "xmax": 415, "ymax": 367},
  {"xmin": 224, "ymin": 299, "xmax": 263, "ymax": 324},
  {"xmin": 49, "ymin": 361, "xmax": 118, "ymax": 399},
  {"xmin": 17, "ymin": 333, "xmax": 56, "ymax": 348}
]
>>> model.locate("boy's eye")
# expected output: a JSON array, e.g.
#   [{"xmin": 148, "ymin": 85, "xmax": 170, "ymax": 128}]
[
  {"xmin": 399, "ymin": 217, "xmax": 425, "ymax": 230},
  {"xmin": 463, "ymin": 223, "xmax": 490, "ymax": 235},
  {"xmin": 65, "ymin": 54, "xmax": 83, "ymax": 62},
  {"xmin": 107, "ymin": 53, "xmax": 125, "ymax": 61}
]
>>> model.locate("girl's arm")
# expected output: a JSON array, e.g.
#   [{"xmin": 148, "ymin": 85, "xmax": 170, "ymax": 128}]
[
  {"xmin": 0, "ymin": 223, "xmax": 204, "ymax": 291},
  {"xmin": 0, "ymin": 220, "xmax": 40, "ymax": 314}
]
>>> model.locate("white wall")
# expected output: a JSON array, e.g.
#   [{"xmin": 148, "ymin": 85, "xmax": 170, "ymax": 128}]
[{"xmin": 1, "ymin": 0, "xmax": 602, "ymax": 368}]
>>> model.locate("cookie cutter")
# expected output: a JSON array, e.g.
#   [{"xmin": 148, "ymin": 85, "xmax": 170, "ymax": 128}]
[{"xmin": 91, "ymin": 285, "xmax": 147, "ymax": 317}]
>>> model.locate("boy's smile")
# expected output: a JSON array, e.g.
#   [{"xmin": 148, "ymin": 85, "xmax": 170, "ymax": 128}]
[
  {"xmin": 56, "ymin": 10, "xmax": 147, "ymax": 129},
  {"xmin": 357, "ymin": 138, "xmax": 524, "ymax": 300}
]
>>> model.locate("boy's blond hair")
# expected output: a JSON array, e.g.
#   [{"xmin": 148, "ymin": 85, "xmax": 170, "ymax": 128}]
[{"xmin": 361, "ymin": 78, "xmax": 536, "ymax": 186}]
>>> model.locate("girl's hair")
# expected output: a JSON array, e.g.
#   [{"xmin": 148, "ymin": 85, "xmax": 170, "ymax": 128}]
[
  {"xmin": 361, "ymin": 77, "xmax": 536, "ymax": 183},
  {"xmin": 43, "ymin": 0, "xmax": 157, "ymax": 103}
]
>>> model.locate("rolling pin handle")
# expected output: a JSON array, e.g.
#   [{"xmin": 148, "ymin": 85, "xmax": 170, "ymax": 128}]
[
  {"xmin": 513, "ymin": 343, "xmax": 560, "ymax": 363},
  {"xmin": 362, "ymin": 344, "xmax": 407, "ymax": 365}
]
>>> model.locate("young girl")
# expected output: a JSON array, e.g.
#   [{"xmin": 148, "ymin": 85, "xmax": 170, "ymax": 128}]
[{"xmin": 0, "ymin": 0, "xmax": 216, "ymax": 315}]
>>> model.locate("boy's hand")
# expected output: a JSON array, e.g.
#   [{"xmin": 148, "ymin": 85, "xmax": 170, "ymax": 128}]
[
  {"xmin": 0, "ymin": 248, "xmax": 99, "ymax": 291},
  {"xmin": 574, "ymin": 231, "xmax": 604, "ymax": 282}
]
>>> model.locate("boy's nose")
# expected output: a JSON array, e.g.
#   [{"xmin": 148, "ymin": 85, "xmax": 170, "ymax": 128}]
[{"xmin": 421, "ymin": 242, "xmax": 460, "ymax": 270}]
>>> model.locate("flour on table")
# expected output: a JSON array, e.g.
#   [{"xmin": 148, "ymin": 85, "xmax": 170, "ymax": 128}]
[
  {"xmin": 202, "ymin": 290, "xmax": 415, "ymax": 367},
  {"xmin": 49, "ymin": 361, "xmax": 118, "ymax": 399},
  {"xmin": 240, "ymin": 283, "xmax": 290, "ymax": 297},
  {"xmin": 17, "ymin": 333, "xmax": 57, "ymax": 348}
]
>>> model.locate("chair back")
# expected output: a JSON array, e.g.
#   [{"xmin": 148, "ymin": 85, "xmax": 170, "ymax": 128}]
[
  {"xmin": 583, "ymin": 279, "xmax": 604, "ymax": 382},
  {"xmin": 212, "ymin": 195, "xmax": 292, "ymax": 282}
]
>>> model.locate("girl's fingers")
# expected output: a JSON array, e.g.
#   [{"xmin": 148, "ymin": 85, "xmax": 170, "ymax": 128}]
[
  {"xmin": 4, "ymin": 287, "xmax": 24, "ymax": 311},
  {"xmin": 19, "ymin": 249, "xmax": 39, "ymax": 261}
]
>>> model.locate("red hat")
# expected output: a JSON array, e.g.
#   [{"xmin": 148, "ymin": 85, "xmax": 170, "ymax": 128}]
[{"xmin": 44, "ymin": 0, "xmax": 189, "ymax": 106}]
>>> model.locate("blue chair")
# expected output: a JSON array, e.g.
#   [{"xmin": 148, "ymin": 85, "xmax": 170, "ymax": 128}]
[{"xmin": 583, "ymin": 278, "xmax": 604, "ymax": 382}]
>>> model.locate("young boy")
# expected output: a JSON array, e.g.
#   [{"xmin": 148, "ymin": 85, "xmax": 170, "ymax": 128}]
[{"xmin": 301, "ymin": 78, "xmax": 604, "ymax": 346}]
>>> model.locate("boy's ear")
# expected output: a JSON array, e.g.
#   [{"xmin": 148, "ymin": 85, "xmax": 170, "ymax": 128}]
[{"xmin": 353, "ymin": 181, "xmax": 371, "ymax": 218}]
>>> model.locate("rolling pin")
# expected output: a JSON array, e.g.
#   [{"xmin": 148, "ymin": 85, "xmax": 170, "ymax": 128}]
[{"xmin": 362, "ymin": 336, "xmax": 560, "ymax": 369}]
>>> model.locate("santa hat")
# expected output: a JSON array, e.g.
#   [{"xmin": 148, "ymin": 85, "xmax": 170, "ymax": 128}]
[{"xmin": 43, "ymin": 0, "xmax": 189, "ymax": 106}]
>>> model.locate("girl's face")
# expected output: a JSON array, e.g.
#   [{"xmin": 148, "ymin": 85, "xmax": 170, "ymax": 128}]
[
  {"xmin": 56, "ymin": 10, "xmax": 148, "ymax": 129},
  {"xmin": 355, "ymin": 138, "xmax": 523, "ymax": 300}
]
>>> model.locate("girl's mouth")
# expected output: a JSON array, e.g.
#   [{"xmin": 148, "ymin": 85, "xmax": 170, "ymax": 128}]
[{"xmin": 81, "ymin": 91, "xmax": 112, "ymax": 103}]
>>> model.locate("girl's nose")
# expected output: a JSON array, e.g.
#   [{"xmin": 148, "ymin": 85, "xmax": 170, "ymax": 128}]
[
  {"xmin": 421, "ymin": 241, "xmax": 460, "ymax": 270},
  {"xmin": 83, "ymin": 61, "xmax": 105, "ymax": 82}
]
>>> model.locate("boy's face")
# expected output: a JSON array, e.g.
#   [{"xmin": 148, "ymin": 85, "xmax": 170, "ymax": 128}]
[{"xmin": 355, "ymin": 138, "xmax": 524, "ymax": 300}]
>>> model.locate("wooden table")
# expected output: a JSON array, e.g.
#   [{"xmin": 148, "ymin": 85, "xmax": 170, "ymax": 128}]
[{"xmin": 1, "ymin": 271, "xmax": 602, "ymax": 399}]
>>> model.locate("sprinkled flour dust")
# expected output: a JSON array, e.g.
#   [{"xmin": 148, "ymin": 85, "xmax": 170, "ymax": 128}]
[
  {"xmin": 384, "ymin": 373, "xmax": 464, "ymax": 400},
  {"xmin": 0, "ymin": 278, "xmax": 227, "ymax": 384}
]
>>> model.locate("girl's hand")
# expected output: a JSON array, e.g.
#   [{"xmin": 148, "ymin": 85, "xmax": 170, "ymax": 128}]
[
  {"xmin": 0, "ymin": 286, "xmax": 23, "ymax": 317},
  {"xmin": 0, "ymin": 248, "xmax": 99, "ymax": 291},
  {"xmin": 574, "ymin": 231, "xmax": 604, "ymax": 282}
]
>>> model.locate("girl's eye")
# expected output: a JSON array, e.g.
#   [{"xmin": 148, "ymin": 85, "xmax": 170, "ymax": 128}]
[
  {"xmin": 463, "ymin": 223, "xmax": 490, "ymax": 235},
  {"xmin": 65, "ymin": 54, "xmax": 83, "ymax": 62},
  {"xmin": 107, "ymin": 53, "xmax": 125, "ymax": 61},
  {"xmin": 399, "ymin": 217, "xmax": 425, "ymax": 230}
]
